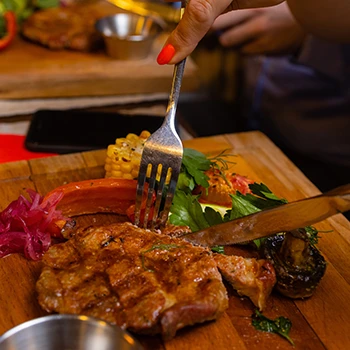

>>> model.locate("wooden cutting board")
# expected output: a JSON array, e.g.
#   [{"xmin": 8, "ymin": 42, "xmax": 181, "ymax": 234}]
[
  {"xmin": 0, "ymin": 2, "xmax": 199, "ymax": 99},
  {"xmin": 1, "ymin": 130, "xmax": 350, "ymax": 350}
]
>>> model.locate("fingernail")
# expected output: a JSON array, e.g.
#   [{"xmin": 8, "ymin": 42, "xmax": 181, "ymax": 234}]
[{"xmin": 157, "ymin": 44, "xmax": 176, "ymax": 65}]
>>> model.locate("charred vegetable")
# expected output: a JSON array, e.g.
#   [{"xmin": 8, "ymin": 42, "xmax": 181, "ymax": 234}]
[{"xmin": 260, "ymin": 229, "xmax": 327, "ymax": 299}]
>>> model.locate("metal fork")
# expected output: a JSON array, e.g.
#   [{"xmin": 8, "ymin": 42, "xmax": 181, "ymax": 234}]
[
  {"xmin": 134, "ymin": 40, "xmax": 188, "ymax": 230},
  {"xmin": 134, "ymin": 58, "xmax": 185, "ymax": 229}
]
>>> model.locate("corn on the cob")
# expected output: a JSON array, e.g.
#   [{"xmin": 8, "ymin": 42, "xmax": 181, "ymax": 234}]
[
  {"xmin": 105, "ymin": 130, "xmax": 151, "ymax": 179},
  {"xmin": 104, "ymin": 130, "xmax": 173, "ymax": 183}
]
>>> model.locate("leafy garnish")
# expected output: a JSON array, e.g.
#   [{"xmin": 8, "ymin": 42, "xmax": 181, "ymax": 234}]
[
  {"xmin": 142, "ymin": 243, "xmax": 183, "ymax": 254},
  {"xmin": 225, "ymin": 184, "xmax": 293, "ymax": 247},
  {"xmin": 180, "ymin": 148, "xmax": 212, "ymax": 190},
  {"xmin": 178, "ymin": 148, "xmax": 236, "ymax": 192},
  {"xmin": 303, "ymin": 226, "xmax": 331, "ymax": 246},
  {"xmin": 177, "ymin": 171, "xmax": 196, "ymax": 192},
  {"xmin": 207, "ymin": 149, "xmax": 237, "ymax": 187},
  {"xmin": 141, "ymin": 243, "xmax": 184, "ymax": 272},
  {"xmin": 208, "ymin": 149, "xmax": 236, "ymax": 172},
  {"xmin": 252, "ymin": 309, "xmax": 295, "ymax": 346},
  {"xmin": 226, "ymin": 192, "xmax": 262, "ymax": 220},
  {"xmin": 171, "ymin": 171, "xmax": 293, "ymax": 247},
  {"xmin": 35, "ymin": 0, "xmax": 59, "ymax": 9},
  {"xmin": 204, "ymin": 206, "xmax": 225, "ymax": 226},
  {"xmin": 249, "ymin": 183, "xmax": 288, "ymax": 204},
  {"xmin": 171, "ymin": 149, "xmax": 323, "ymax": 249},
  {"xmin": 304, "ymin": 226, "xmax": 319, "ymax": 246},
  {"xmin": 170, "ymin": 191, "xmax": 210, "ymax": 231},
  {"xmin": 226, "ymin": 183, "xmax": 287, "ymax": 221},
  {"xmin": 211, "ymin": 246, "xmax": 225, "ymax": 254}
]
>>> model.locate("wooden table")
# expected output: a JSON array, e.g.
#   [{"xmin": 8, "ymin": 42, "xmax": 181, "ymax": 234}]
[
  {"xmin": 0, "ymin": 2, "xmax": 199, "ymax": 99},
  {"xmin": 0, "ymin": 131, "xmax": 349, "ymax": 349}
]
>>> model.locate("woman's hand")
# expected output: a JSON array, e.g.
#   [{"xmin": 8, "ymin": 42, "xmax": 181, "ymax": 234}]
[
  {"xmin": 157, "ymin": 0, "xmax": 284, "ymax": 64},
  {"xmin": 157, "ymin": 0, "xmax": 350, "ymax": 64},
  {"xmin": 212, "ymin": 2, "xmax": 305, "ymax": 55}
]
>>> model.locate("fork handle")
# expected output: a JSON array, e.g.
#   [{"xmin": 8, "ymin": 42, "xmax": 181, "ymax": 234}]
[
  {"xmin": 163, "ymin": 3, "xmax": 188, "ymax": 133},
  {"xmin": 162, "ymin": 1, "xmax": 188, "ymax": 136},
  {"xmin": 163, "ymin": 58, "xmax": 186, "ymax": 133}
]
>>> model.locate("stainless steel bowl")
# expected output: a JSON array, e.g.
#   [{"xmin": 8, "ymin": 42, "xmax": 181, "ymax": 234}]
[
  {"xmin": 95, "ymin": 13, "xmax": 165, "ymax": 60},
  {"xmin": 0, "ymin": 314, "xmax": 143, "ymax": 350}
]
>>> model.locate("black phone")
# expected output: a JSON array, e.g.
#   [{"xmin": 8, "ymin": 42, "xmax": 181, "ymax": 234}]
[{"xmin": 25, "ymin": 109, "xmax": 165, "ymax": 154}]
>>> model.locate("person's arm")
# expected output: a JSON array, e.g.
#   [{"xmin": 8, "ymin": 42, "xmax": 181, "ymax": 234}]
[
  {"xmin": 287, "ymin": 0, "xmax": 350, "ymax": 43},
  {"xmin": 158, "ymin": 0, "xmax": 350, "ymax": 64},
  {"xmin": 211, "ymin": 2, "xmax": 305, "ymax": 55}
]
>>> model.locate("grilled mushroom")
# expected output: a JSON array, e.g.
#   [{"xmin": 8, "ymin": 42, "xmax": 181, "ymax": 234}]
[{"xmin": 260, "ymin": 229, "xmax": 327, "ymax": 299}]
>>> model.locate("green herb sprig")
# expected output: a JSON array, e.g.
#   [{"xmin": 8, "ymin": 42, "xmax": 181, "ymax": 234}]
[
  {"xmin": 177, "ymin": 148, "xmax": 236, "ymax": 193},
  {"xmin": 141, "ymin": 243, "xmax": 184, "ymax": 272},
  {"xmin": 207, "ymin": 149, "xmax": 237, "ymax": 187},
  {"xmin": 252, "ymin": 309, "xmax": 295, "ymax": 346}
]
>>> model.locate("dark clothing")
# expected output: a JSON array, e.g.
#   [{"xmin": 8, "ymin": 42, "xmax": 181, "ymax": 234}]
[
  {"xmin": 243, "ymin": 35, "xmax": 350, "ymax": 168},
  {"xmin": 242, "ymin": 36, "xmax": 350, "ymax": 191}
]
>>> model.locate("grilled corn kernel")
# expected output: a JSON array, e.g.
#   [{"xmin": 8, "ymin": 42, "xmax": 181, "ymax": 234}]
[
  {"xmin": 104, "ymin": 129, "xmax": 171, "ymax": 183},
  {"xmin": 111, "ymin": 170, "xmax": 123, "ymax": 178},
  {"xmin": 104, "ymin": 130, "xmax": 150, "ymax": 179}
]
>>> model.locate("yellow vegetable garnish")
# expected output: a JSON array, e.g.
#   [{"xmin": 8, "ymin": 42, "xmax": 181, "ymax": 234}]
[
  {"xmin": 104, "ymin": 130, "xmax": 172, "ymax": 183},
  {"xmin": 105, "ymin": 130, "xmax": 151, "ymax": 179}
]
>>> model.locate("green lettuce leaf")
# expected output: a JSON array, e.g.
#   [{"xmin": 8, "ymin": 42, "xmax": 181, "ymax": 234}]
[
  {"xmin": 169, "ymin": 191, "xmax": 210, "ymax": 231},
  {"xmin": 181, "ymin": 148, "xmax": 211, "ymax": 188}
]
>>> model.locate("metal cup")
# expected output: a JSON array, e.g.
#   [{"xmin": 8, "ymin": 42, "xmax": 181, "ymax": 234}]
[
  {"xmin": 95, "ymin": 13, "xmax": 165, "ymax": 60},
  {"xmin": 0, "ymin": 314, "xmax": 143, "ymax": 350}
]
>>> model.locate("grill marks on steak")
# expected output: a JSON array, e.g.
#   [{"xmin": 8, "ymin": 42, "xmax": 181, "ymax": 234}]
[{"xmin": 36, "ymin": 222, "xmax": 228, "ymax": 339}]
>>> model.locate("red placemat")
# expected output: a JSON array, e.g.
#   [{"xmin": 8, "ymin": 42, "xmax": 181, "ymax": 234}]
[{"xmin": 0, "ymin": 135, "xmax": 57, "ymax": 163}]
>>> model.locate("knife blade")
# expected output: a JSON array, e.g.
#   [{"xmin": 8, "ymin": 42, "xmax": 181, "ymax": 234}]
[{"xmin": 182, "ymin": 183, "xmax": 350, "ymax": 247}]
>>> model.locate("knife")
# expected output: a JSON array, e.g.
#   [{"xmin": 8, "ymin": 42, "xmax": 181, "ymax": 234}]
[{"xmin": 182, "ymin": 183, "xmax": 350, "ymax": 247}]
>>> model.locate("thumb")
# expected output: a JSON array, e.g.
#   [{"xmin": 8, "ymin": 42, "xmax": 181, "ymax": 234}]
[{"xmin": 157, "ymin": 0, "xmax": 233, "ymax": 65}]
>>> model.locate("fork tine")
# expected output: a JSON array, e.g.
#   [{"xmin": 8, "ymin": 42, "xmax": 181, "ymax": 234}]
[
  {"xmin": 135, "ymin": 139, "xmax": 183, "ymax": 230},
  {"xmin": 142, "ymin": 163, "xmax": 158, "ymax": 229},
  {"xmin": 134, "ymin": 161, "xmax": 148, "ymax": 227},
  {"xmin": 159, "ymin": 164, "xmax": 181, "ymax": 226},
  {"xmin": 150, "ymin": 165, "xmax": 171, "ymax": 229}
]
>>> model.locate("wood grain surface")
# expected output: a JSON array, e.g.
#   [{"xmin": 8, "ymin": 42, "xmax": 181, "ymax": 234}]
[
  {"xmin": 0, "ymin": 2, "xmax": 199, "ymax": 99},
  {"xmin": 0, "ymin": 131, "xmax": 349, "ymax": 350}
]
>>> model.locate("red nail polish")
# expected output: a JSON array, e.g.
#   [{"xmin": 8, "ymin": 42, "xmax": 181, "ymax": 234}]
[{"xmin": 157, "ymin": 44, "xmax": 175, "ymax": 65}]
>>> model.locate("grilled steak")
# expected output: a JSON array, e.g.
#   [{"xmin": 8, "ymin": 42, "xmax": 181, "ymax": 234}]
[
  {"xmin": 21, "ymin": 6, "xmax": 103, "ymax": 51},
  {"xmin": 36, "ymin": 222, "xmax": 229, "ymax": 339},
  {"xmin": 213, "ymin": 253, "xmax": 276, "ymax": 311}
]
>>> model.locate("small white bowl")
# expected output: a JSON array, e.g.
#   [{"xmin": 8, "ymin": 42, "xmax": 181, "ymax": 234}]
[
  {"xmin": 95, "ymin": 13, "xmax": 165, "ymax": 60},
  {"xmin": 0, "ymin": 314, "xmax": 143, "ymax": 350}
]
